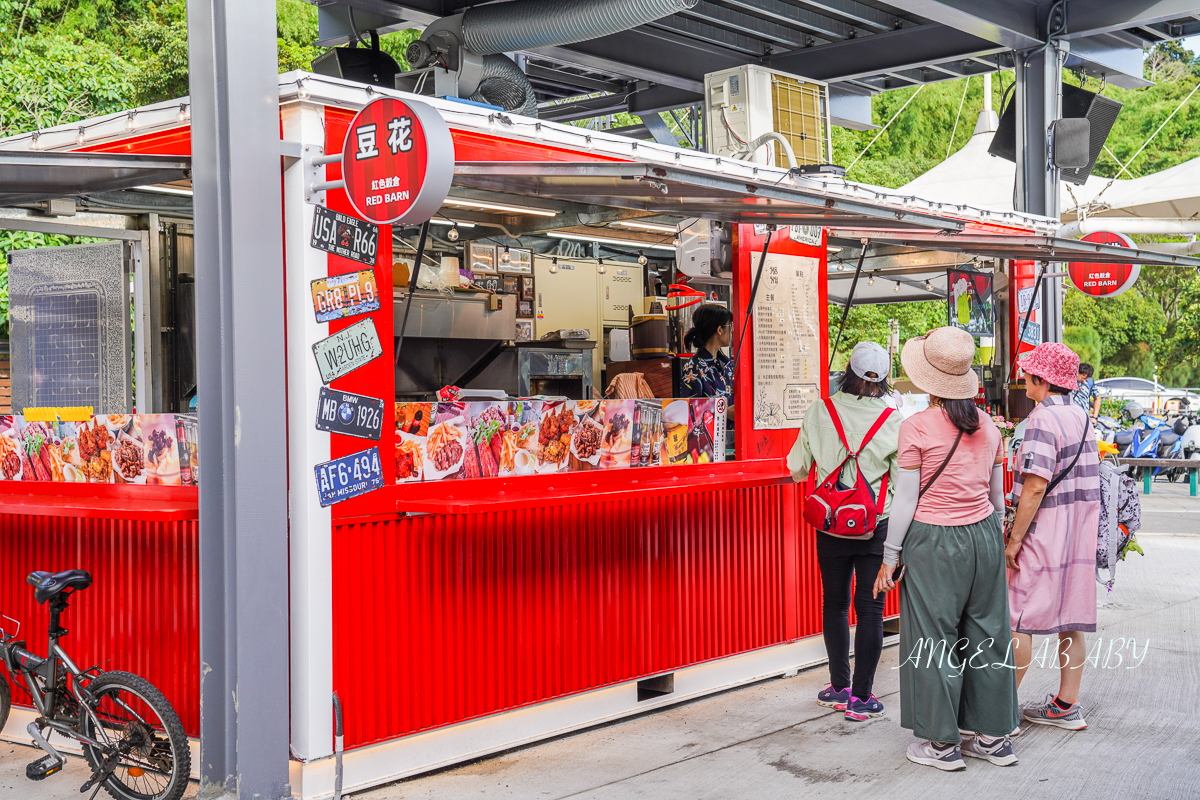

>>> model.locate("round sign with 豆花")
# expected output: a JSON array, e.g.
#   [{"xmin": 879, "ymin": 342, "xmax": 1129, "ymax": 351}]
[
  {"xmin": 1067, "ymin": 231, "xmax": 1141, "ymax": 298},
  {"xmin": 340, "ymin": 96, "xmax": 454, "ymax": 225}
]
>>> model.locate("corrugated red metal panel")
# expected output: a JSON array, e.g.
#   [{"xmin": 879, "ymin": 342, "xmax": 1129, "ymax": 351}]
[
  {"xmin": 0, "ymin": 514, "xmax": 199, "ymax": 737},
  {"xmin": 332, "ymin": 484, "xmax": 788, "ymax": 749}
]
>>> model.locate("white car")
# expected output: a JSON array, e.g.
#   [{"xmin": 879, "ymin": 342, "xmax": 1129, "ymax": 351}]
[{"xmin": 1093, "ymin": 377, "xmax": 1200, "ymax": 411}]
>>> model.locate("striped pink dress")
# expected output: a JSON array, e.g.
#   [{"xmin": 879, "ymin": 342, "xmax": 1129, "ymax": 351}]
[{"xmin": 1009, "ymin": 395, "xmax": 1100, "ymax": 634}]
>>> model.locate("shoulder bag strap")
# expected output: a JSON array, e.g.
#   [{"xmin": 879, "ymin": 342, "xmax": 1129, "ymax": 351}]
[
  {"xmin": 824, "ymin": 398, "xmax": 853, "ymax": 452},
  {"xmin": 1046, "ymin": 437, "xmax": 1087, "ymax": 494},
  {"xmin": 920, "ymin": 430, "xmax": 964, "ymax": 498}
]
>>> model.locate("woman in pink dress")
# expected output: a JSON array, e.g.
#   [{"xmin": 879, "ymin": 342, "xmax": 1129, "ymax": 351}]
[{"xmin": 1008, "ymin": 342, "xmax": 1100, "ymax": 732}]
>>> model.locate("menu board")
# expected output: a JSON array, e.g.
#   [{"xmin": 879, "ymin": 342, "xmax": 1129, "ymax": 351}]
[{"xmin": 752, "ymin": 252, "xmax": 821, "ymax": 430}]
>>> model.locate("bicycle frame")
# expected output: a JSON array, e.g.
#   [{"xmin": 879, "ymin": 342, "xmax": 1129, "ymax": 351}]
[{"xmin": 0, "ymin": 598, "xmax": 111, "ymax": 755}]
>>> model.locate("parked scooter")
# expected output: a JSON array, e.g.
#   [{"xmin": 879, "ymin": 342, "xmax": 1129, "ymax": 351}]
[
  {"xmin": 1164, "ymin": 412, "xmax": 1200, "ymax": 482},
  {"xmin": 1119, "ymin": 402, "xmax": 1170, "ymax": 478}
]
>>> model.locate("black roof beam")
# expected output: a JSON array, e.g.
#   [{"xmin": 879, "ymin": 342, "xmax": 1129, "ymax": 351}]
[
  {"xmin": 791, "ymin": 0, "xmax": 904, "ymax": 31},
  {"xmin": 649, "ymin": 14, "xmax": 773, "ymax": 55},
  {"xmin": 681, "ymin": 2, "xmax": 809, "ymax": 47},
  {"xmin": 524, "ymin": 64, "xmax": 625, "ymax": 95},
  {"xmin": 764, "ymin": 24, "xmax": 1005, "ymax": 84},
  {"xmin": 1061, "ymin": 1, "xmax": 1200, "ymax": 39},
  {"xmin": 883, "ymin": 0, "xmax": 1041, "ymax": 49},
  {"xmin": 711, "ymin": 0, "xmax": 866, "ymax": 40}
]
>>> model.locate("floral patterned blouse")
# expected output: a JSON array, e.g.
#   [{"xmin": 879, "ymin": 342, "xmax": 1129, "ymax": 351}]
[{"xmin": 681, "ymin": 348, "xmax": 735, "ymax": 401}]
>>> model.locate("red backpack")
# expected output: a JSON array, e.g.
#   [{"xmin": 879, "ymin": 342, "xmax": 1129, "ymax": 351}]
[{"xmin": 803, "ymin": 399, "xmax": 894, "ymax": 539}]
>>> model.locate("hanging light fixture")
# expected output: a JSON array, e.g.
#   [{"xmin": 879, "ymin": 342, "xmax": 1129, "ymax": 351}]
[
  {"xmin": 672, "ymin": 236, "xmax": 681, "ymax": 248},
  {"xmin": 177, "ymin": 104, "xmax": 190, "ymax": 123},
  {"xmin": 76, "ymin": 127, "xmax": 87, "ymax": 147},
  {"xmin": 29, "ymin": 131, "xmax": 42, "ymax": 151},
  {"xmin": 893, "ymin": 281, "xmax": 901, "ymax": 293},
  {"xmin": 124, "ymin": 110, "xmax": 138, "ymax": 132},
  {"xmin": 925, "ymin": 280, "xmax": 933, "ymax": 291},
  {"xmin": 597, "ymin": 258, "xmax": 607, "ymax": 275},
  {"xmin": 836, "ymin": 263, "xmax": 845, "ymax": 272},
  {"xmin": 296, "ymin": 78, "xmax": 309, "ymax": 100},
  {"xmin": 501, "ymin": 246, "xmax": 510, "ymax": 263},
  {"xmin": 637, "ymin": 250, "xmax": 648, "ymax": 266},
  {"xmin": 867, "ymin": 274, "xmax": 875, "ymax": 286},
  {"xmin": 549, "ymin": 257, "xmax": 558, "ymax": 274},
  {"xmin": 446, "ymin": 226, "xmax": 460, "ymax": 242}
]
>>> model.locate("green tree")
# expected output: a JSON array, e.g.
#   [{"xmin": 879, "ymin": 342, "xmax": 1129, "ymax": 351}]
[
  {"xmin": 1064, "ymin": 325, "xmax": 1102, "ymax": 372},
  {"xmin": 827, "ymin": 301, "xmax": 947, "ymax": 373},
  {"xmin": 1063, "ymin": 288, "xmax": 1166, "ymax": 378}
]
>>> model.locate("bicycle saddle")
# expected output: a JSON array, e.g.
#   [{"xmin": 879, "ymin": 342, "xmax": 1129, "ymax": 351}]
[{"xmin": 26, "ymin": 570, "xmax": 93, "ymax": 605}]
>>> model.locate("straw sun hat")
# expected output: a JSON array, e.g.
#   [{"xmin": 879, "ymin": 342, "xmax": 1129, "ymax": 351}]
[{"xmin": 900, "ymin": 326, "xmax": 980, "ymax": 400}]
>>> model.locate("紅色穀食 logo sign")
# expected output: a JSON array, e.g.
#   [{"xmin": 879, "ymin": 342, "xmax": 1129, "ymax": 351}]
[
  {"xmin": 1067, "ymin": 231, "xmax": 1141, "ymax": 298},
  {"xmin": 340, "ymin": 97, "xmax": 454, "ymax": 226}
]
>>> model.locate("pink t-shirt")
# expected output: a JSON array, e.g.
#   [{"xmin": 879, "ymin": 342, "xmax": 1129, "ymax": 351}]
[{"xmin": 898, "ymin": 407, "xmax": 1002, "ymax": 526}]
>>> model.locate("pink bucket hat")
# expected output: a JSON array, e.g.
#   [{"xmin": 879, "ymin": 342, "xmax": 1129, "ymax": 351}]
[{"xmin": 1019, "ymin": 342, "xmax": 1080, "ymax": 391}]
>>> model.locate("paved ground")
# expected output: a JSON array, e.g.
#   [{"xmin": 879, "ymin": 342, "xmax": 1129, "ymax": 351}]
[
  {"xmin": 4, "ymin": 489, "xmax": 1194, "ymax": 800},
  {"xmin": 1140, "ymin": 480, "xmax": 1199, "ymax": 535},
  {"xmin": 359, "ymin": 532, "xmax": 1200, "ymax": 800}
]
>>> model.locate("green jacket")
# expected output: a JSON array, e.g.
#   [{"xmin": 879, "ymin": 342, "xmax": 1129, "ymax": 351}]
[{"xmin": 786, "ymin": 391, "xmax": 902, "ymax": 518}]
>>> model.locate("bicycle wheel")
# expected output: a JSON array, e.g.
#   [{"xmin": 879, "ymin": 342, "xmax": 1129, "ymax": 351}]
[
  {"xmin": 0, "ymin": 672, "xmax": 10, "ymax": 733},
  {"xmin": 78, "ymin": 671, "xmax": 190, "ymax": 800}
]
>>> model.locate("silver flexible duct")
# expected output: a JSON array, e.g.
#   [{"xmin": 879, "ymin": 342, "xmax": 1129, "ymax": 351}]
[
  {"xmin": 461, "ymin": 0, "xmax": 697, "ymax": 56},
  {"xmin": 471, "ymin": 54, "xmax": 539, "ymax": 118}
]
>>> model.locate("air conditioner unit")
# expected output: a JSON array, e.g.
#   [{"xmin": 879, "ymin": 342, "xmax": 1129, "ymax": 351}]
[
  {"xmin": 704, "ymin": 64, "xmax": 833, "ymax": 168},
  {"xmin": 676, "ymin": 218, "xmax": 732, "ymax": 284}
]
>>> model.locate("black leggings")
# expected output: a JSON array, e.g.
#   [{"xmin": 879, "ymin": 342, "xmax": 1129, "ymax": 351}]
[{"xmin": 817, "ymin": 536, "xmax": 886, "ymax": 700}]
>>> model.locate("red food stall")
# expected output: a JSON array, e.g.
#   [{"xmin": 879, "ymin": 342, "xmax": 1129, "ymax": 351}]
[{"xmin": 4, "ymin": 71, "xmax": 1170, "ymax": 797}]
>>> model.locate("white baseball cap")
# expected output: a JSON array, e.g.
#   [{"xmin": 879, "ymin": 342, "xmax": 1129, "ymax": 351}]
[{"xmin": 849, "ymin": 342, "xmax": 890, "ymax": 382}]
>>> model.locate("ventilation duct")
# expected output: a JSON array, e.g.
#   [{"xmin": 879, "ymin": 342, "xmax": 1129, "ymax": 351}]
[{"xmin": 403, "ymin": 0, "xmax": 697, "ymax": 117}]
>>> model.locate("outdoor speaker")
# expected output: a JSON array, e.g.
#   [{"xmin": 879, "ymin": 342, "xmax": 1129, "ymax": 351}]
[
  {"xmin": 1051, "ymin": 118, "xmax": 1091, "ymax": 169},
  {"xmin": 311, "ymin": 46, "xmax": 401, "ymax": 88},
  {"xmin": 988, "ymin": 82, "xmax": 1122, "ymax": 185}
]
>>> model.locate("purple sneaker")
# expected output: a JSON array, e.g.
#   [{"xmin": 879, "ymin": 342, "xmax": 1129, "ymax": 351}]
[
  {"xmin": 816, "ymin": 685, "xmax": 850, "ymax": 710},
  {"xmin": 844, "ymin": 694, "xmax": 885, "ymax": 721}
]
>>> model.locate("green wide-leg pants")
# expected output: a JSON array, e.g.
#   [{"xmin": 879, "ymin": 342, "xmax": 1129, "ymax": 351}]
[{"xmin": 898, "ymin": 514, "xmax": 1019, "ymax": 743}]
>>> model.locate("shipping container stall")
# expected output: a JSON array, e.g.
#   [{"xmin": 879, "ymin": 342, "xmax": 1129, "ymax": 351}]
[{"xmin": 0, "ymin": 72, "xmax": 1191, "ymax": 798}]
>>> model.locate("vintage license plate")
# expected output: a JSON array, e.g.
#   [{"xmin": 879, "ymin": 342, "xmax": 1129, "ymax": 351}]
[
  {"xmin": 311, "ymin": 270, "xmax": 381, "ymax": 323},
  {"xmin": 310, "ymin": 205, "xmax": 379, "ymax": 265},
  {"xmin": 312, "ymin": 318, "xmax": 384, "ymax": 384},
  {"xmin": 314, "ymin": 447, "xmax": 384, "ymax": 507},
  {"xmin": 315, "ymin": 387, "xmax": 385, "ymax": 440}
]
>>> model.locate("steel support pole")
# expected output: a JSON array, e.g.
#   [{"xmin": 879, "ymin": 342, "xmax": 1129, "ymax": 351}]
[
  {"xmin": 1014, "ymin": 42, "xmax": 1065, "ymax": 343},
  {"xmin": 187, "ymin": 0, "xmax": 291, "ymax": 798}
]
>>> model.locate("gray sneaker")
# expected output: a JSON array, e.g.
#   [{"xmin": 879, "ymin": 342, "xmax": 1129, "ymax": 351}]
[
  {"xmin": 906, "ymin": 741, "xmax": 966, "ymax": 771},
  {"xmin": 961, "ymin": 734, "xmax": 1018, "ymax": 766},
  {"xmin": 1022, "ymin": 694, "xmax": 1087, "ymax": 730}
]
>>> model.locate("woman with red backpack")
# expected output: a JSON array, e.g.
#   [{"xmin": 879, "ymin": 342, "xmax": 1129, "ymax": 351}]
[
  {"xmin": 873, "ymin": 326, "xmax": 1019, "ymax": 772},
  {"xmin": 787, "ymin": 341, "xmax": 901, "ymax": 723}
]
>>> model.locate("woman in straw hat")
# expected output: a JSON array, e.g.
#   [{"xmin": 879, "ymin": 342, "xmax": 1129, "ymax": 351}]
[
  {"xmin": 873, "ymin": 326, "xmax": 1018, "ymax": 772},
  {"xmin": 1007, "ymin": 342, "xmax": 1099, "ymax": 732}
]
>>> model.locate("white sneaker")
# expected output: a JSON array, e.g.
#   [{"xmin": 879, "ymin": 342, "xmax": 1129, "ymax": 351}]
[
  {"xmin": 906, "ymin": 741, "xmax": 966, "ymax": 771},
  {"xmin": 961, "ymin": 734, "xmax": 1018, "ymax": 766},
  {"xmin": 960, "ymin": 725, "xmax": 1021, "ymax": 738}
]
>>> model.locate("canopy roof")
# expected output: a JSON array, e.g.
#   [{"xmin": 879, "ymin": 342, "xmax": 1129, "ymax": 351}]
[{"xmin": 0, "ymin": 151, "xmax": 190, "ymax": 206}]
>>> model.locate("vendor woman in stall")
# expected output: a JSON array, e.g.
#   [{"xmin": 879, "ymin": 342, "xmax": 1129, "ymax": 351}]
[{"xmin": 681, "ymin": 304, "xmax": 735, "ymax": 412}]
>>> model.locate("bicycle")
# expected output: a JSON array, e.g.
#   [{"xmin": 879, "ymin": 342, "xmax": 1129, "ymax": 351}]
[{"xmin": 0, "ymin": 569, "xmax": 190, "ymax": 800}]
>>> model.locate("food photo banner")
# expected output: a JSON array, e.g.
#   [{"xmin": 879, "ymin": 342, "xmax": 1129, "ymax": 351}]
[
  {"xmin": 0, "ymin": 414, "xmax": 198, "ymax": 486},
  {"xmin": 395, "ymin": 398, "xmax": 726, "ymax": 483}
]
